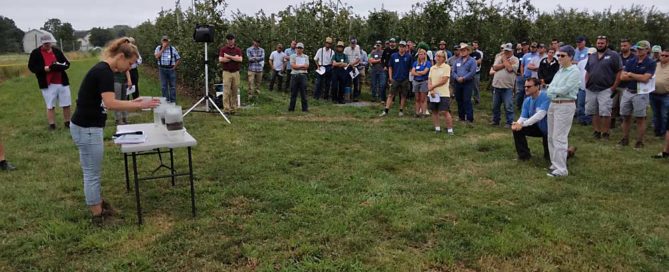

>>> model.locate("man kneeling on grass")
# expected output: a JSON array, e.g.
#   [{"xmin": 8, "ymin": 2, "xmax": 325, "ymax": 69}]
[{"xmin": 511, "ymin": 78, "xmax": 550, "ymax": 160}]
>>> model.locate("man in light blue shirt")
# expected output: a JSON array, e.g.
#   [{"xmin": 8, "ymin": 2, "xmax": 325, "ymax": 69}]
[
  {"xmin": 452, "ymin": 43, "xmax": 478, "ymax": 124},
  {"xmin": 283, "ymin": 40, "xmax": 297, "ymax": 92},
  {"xmin": 512, "ymin": 77, "xmax": 550, "ymax": 161},
  {"xmin": 573, "ymin": 35, "xmax": 589, "ymax": 63}
]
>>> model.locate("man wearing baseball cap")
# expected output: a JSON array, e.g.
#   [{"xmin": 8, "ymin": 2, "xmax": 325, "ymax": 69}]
[
  {"xmin": 490, "ymin": 43, "xmax": 519, "ymax": 127},
  {"xmin": 619, "ymin": 40, "xmax": 656, "ymax": 149},
  {"xmin": 154, "ymin": 35, "xmax": 181, "ymax": 103},
  {"xmin": 369, "ymin": 40, "xmax": 387, "ymax": 102},
  {"xmin": 344, "ymin": 37, "xmax": 362, "ymax": 102},
  {"xmin": 313, "ymin": 37, "xmax": 334, "ymax": 100},
  {"xmin": 380, "ymin": 40, "xmax": 413, "ymax": 116},
  {"xmin": 28, "ymin": 34, "xmax": 72, "ymax": 130},
  {"xmin": 288, "ymin": 42, "xmax": 309, "ymax": 112}
]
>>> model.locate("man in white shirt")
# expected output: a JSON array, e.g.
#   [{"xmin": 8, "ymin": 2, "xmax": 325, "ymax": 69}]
[
  {"xmin": 313, "ymin": 37, "xmax": 334, "ymax": 100},
  {"xmin": 268, "ymin": 43, "xmax": 287, "ymax": 91},
  {"xmin": 344, "ymin": 37, "xmax": 361, "ymax": 101}
]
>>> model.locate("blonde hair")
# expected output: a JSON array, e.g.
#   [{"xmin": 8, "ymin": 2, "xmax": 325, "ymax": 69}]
[
  {"xmin": 102, "ymin": 37, "xmax": 139, "ymax": 60},
  {"xmin": 435, "ymin": 50, "xmax": 447, "ymax": 58},
  {"xmin": 417, "ymin": 48, "xmax": 427, "ymax": 64}
]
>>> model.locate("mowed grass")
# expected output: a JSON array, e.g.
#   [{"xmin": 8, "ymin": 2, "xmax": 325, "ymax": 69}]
[{"xmin": 0, "ymin": 59, "xmax": 667, "ymax": 271}]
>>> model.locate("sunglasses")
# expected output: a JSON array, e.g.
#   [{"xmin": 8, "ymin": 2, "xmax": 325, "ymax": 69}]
[
  {"xmin": 597, "ymin": 35, "xmax": 608, "ymax": 40},
  {"xmin": 556, "ymin": 54, "xmax": 568, "ymax": 58}
]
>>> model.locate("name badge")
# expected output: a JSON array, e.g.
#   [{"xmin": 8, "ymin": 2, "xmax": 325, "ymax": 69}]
[
  {"xmin": 341, "ymin": 59, "xmax": 344, "ymax": 62},
  {"xmin": 416, "ymin": 66, "xmax": 421, "ymax": 69},
  {"xmin": 374, "ymin": 55, "xmax": 379, "ymax": 58},
  {"xmin": 604, "ymin": 56, "xmax": 611, "ymax": 60},
  {"xmin": 456, "ymin": 63, "xmax": 461, "ymax": 67},
  {"xmin": 395, "ymin": 59, "xmax": 399, "ymax": 63}
]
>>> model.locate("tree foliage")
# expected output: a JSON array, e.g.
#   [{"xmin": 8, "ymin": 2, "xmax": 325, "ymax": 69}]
[
  {"xmin": 89, "ymin": 27, "xmax": 114, "ymax": 47},
  {"xmin": 0, "ymin": 16, "xmax": 23, "ymax": 53},
  {"xmin": 126, "ymin": 0, "xmax": 669, "ymax": 93},
  {"xmin": 42, "ymin": 18, "xmax": 76, "ymax": 51}
]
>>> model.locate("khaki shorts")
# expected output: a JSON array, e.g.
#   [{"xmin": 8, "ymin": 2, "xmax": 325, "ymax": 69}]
[
  {"xmin": 620, "ymin": 90, "xmax": 649, "ymax": 117},
  {"xmin": 585, "ymin": 88, "xmax": 613, "ymax": 116}
]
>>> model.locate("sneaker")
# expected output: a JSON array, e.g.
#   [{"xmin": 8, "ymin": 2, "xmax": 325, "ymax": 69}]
[
  {"xmin": 546, "ymin": 171, "xmax": 566, "ymax": 178},
  {"xmin": 101, "ymin": 199, "xmax": 118, "ymax": 218},
  {"xmin": 434, "ymin": 129, "xmax": 441, "ymax": 134},
  {"xmin": 398, "ymin": 112, "xmax": 404, "ymax": 117},
  {"xmin": 634, "ymin": 141, "xmax": 644, "ymax": 149},
  {"xmin": 447, "ymin": 131, "xmax": 454, "ymax": 136},
  {"xmin": 618, "ymin": 138, "xmax": 629, "ymax": 146},
  {"xmin": 0, "ymin": 160, "xmax": 16, "ymax": 171},
  {"xmin": 379, "ymin": 111, "xmax": 387, "ymax": 117},
  {"xmin": 652, "ymin": 152, "xmax": 669, "ymax": 159},
  {"xmin": 593, "ymin": 131, "xmax": 601, "ymax": 139},
  {"xmin": 48, "ymin": 124, "xmax": 56, "ymax": 131}
]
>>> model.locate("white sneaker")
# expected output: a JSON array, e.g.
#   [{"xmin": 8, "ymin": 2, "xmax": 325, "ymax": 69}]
[
  {"xmin": 379, "ymin": 111, "xmax": 387, "ymax": 117},
  {"xmin": 398, "ymin": 111, "xmax": 404, "ymax": 117},
  {"xmin": 447, "ymin": 130, "xmax": 454, "ymax": 136}
]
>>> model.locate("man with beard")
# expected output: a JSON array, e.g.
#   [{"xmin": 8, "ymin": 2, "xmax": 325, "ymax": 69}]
[{"xmin": 585, "ymin": 36, "xmax": 623, "ymax": 140}]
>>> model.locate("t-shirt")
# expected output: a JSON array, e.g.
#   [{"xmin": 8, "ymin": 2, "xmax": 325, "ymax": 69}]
[
  {"xmin": 428, "ymin": 63, "xmax": 451, "ymax": 97},
  {"xmin": 71, "ymin": 62, "xmax": 115, "ymax": 128},
  {"xmin": 470, "ymin": 50, "xmax": 483, "ymax": 73},
  {"xmin": 382, "ymin": 47, "xmax": 398, "ymax": 67},
  {"xmin": 585, "ymin": 49, "xmax": 623, "ymax": 92},
  {"xmin": 492, "ymin": 55, "xmax": 519, "ymax": 89},
  {"xmin": 331, "ymin": 52, "xmax": 349, "ymax": 70},
  {"xmin": 412, "ymin": 60, "xmax": 431, "ymax": 81},
  {"xmin": 390, "ymin": 52, "xmax": 413, "ymax": 81},
  {"xmin": 344, "ymin": 45, "xmax": 361, "ymax": 65},
  {"xmin": 574, "ymin": 47, "xmax": 589, "ymax": 63},
  {"xmin": 655, "ymin": 62, "xmax": 669, "ymax": 95},
  {"xmin": 290, "ymin": 54, "xmax": 309, "ymax": 75},
  {"xmin": 621, "ymin": 56, "xmax": 656, "ymax": 91},
  {"xmin": 522, "ymin": 52, "xmax": 538, "ymax": 78},
  {"xmin": 40, "ymin": 48, "xmax": 62, "ymax": 85},
  {"xmin": 269, "ymin": 51, "xmax": 286, "ymax": 71},
  {"xmin": 219, "ymin": 45, "xmax": 242, "ymax": 72},
  {"xmin": 370, "ymin": 49, "xmax": 384, "ymax": 72},
  {"xmin": 521, "ymin": 91, "xmax": 551, "ymax": 134}
]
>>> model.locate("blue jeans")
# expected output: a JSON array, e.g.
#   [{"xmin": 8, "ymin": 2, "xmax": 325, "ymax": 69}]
[
  {"xmin": 576, "ymin": 89, "xmax": 592, "ymax": 124},
  {"xmin": 473, "ymin": 73, "xmax": 481, "ymax": 102},
  {"xmin": 351, "ymin": 73, "xmax": 361, "ymax": 99},
  {"xmin": 70, "ymin": 123, "xmax": 104, "ymax": 206},
  {"xmin": 492, "ymin": 87, "xmax": 514, "ymax": 125},
  {"xmin": 331, "ymin": 69, "xmax": 349, "ymax": 103},
  {"xmin": 454, "ymin": 80, "xmax": 474, "ymax": 122},
  {"xmin": 650, "ymin": 93, "xmax": 669, "ymax": 136},
  {"xmin": 314, "ymin": 65, "xmax": 332, "ymax": 99},
  {"xmin": 370, "ymin": 70, "xmax": 387, "ymax": 101},
  {"xmin": 159, "ymin": 67, "xmax": 177, "ymax": 103},
  {"xmin": 289, "ymin": 74, "xmax": 308, "ymax": 111},
  {"xmin": 515, "ymin": 75, "xmax": 526, "ymax": 111}
]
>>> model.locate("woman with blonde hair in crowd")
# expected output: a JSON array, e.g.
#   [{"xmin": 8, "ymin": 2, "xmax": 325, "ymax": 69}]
[
  {"xmin": 70, "ymin": 37, "xmax": 160, "ymax": 225},
  {"xmin": 411, "ymin": 48, "xmax": 432, "ymax": 117},
  {"xmin": 428, "ymin": 50, "xmax": 454, "ymax": 134}
]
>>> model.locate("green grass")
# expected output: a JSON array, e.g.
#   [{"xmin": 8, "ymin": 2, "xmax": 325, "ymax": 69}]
[{"xmin": 0, "ymin": 59, "xmax": 668, "ymax": 271}]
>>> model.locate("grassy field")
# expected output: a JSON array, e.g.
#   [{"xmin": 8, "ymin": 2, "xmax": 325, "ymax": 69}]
[{"xmin": 0, "ymin": 59, "xmax": 667, "ymax": 271}]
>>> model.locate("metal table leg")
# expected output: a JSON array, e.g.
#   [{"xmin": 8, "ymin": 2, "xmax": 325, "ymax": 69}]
[
  {"xmin": 124, "ymin": 153, "xmax": 130, "ymax": 192},
  {"xmin": 170, "ymin": 149, "xmax": 175, "ymax": 187},
  {"xmin": 188, "ymin": 147, "xmax": 196, "ymax": 216},
  {"xmin": 132, "ymin": 152, "xmax": 143, "ymax": 225}
]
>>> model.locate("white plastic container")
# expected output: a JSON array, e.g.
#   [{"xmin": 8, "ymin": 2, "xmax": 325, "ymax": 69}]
[{"xmin": 165, "ymin": 106, "xmax": 185, "ymax": 141}]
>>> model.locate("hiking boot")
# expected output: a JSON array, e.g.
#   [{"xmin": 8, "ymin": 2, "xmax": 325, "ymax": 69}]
[
  {"xmin": 567, "ymin": 146, "xmax": 577, "ymax": 159},
  {"xmin": 48, "ymin": 124, "xmax": 56, "ymax": 131},
  {"xmin": 618, "ymin": 138, "xmax": 629, "ymax": 146},
  {"xmin": 101, "ymin": 199, "xmax": 118, "ymax": 218},
  {"xmin": 91, "ymin": 214, "xmax": 104, "ymax": 227},
  {"xmin": 593, "ymin": 131, "xmax": 601, "ymax": 139}
]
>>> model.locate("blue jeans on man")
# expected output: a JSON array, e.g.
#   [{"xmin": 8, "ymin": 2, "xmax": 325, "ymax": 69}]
[
  {"xmin": 159, "ymin": 67, "xmax": 177, "ymax": 103},
  {"xmin": 314, "ymin": 65, "xmax": 332, "ymax": 99},
  {"xmin": 352, "ymin": 73, "xmax": 361, "ymax": 100},
  {"xmin": 454, "ymin": 80, "xmax": 474, "ymax": 122},
  {"xmin": 650, "ymin": 93, "xmax": 669, "ymax": 136},
  {"xmin": 492, "ymin": 87, "xmax": 514, "ymax": 125},
  {"xmin": 515, "ymin": 75, "xmax": 526, "ymax": 111},
  {"xmin": 576, "ymin": 88, "xmax": 592, "ymax": 125},
  {"xmin": 370, "ymin": 70, "xmax": 387, "ymax": 101}
]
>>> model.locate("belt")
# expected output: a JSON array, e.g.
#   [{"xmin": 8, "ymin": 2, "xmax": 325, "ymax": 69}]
[
  {"xmin": 223, "ymin": 70, "xmax": 240, "ymax": 73},
  {"xmin": 414, "ymin": 79, "xmax": 427, "ymax": 82},
  {"xmin": 159, "ymin": 65, "xmax": 174, "ymax": 69},
  {"xmin": 551, "ymin": 99, "xmax": 575, "ymax": 104},
  {"xmin": 625, "ymin": 88, "xmax": 637, "ymax": 94}
]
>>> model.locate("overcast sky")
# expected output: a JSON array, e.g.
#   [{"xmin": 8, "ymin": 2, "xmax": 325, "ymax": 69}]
[{"xmin": 3, "ymin": 0, "xmax": 668, "ymax": 31}]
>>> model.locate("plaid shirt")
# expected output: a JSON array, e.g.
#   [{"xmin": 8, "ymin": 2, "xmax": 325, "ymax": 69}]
[
  {"xmin": 246, "ymin": 46, "xmax": 265, "ymax": 72},
  {"xmin": 154, "ymin": 45, "xmax": 180, "ymax": 67}
]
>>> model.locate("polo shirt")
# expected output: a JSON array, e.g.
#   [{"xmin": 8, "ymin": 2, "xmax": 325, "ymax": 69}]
[
  {"xmin": 429, "ymin": 63, "xmax": 451, "ymax": 97},
  {"xmin": 621, "ymin": 55, "xmax": 656, "ymax": 91},
  {"xmin": 331, "ymin": 52, "xmax": 349, "ymax": 70},
  {"xmin": 390, "ymin": 51, "xmax": 413, "ymax": 81},
  {"xmin": 574, "ymin": 47, "xmax": 589, "ymax": 63},
  {"xmin": 521, "ymin": 91, "xmax": 551, "ymax": 134},
  {"xmin": 585, "ymin": 49, "xmax": 623, "ymax": 91},
  {"xmin": 370, "ymin": 49, "xmax": 384, "ymax": 72},
  {"xmin": 412, "ymin": 60, "xmax": 431, "ymax": 81},
  {"xmin": 655, "ymin": 62, "xmax": 669, "ymax": 95},
  {"xmin": 219, "ymin": 45, "xmax": 242, "ymax": 72}
]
